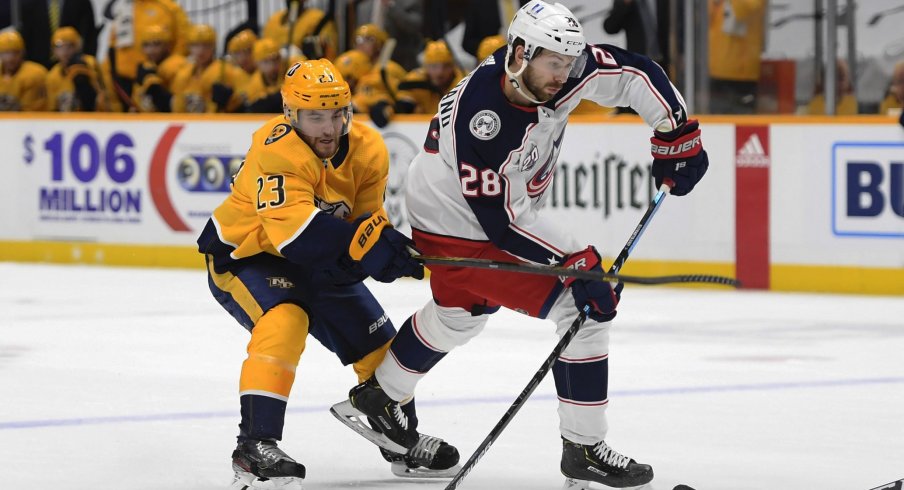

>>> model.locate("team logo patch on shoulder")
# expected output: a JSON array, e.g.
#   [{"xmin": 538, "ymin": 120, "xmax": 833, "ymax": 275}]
[
  {"xmin": 265, "ymin": 124, "xmax": 292, "ymax": 145},
  {"xmin": 469, "ymin": 110, "xmax": 501, "ymax": 140}
]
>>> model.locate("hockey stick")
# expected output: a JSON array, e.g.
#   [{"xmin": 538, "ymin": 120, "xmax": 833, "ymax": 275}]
[
  {"xmin": 444, "ymin": 182, "xmax": 673, "ymax": 490},
  {"xmin": 868, "ymin": 478, "xmax": 904, "ymax": 490},
  {"xmin": 415, "ymin": 255, "xmax": 738, "ymax": 287}
]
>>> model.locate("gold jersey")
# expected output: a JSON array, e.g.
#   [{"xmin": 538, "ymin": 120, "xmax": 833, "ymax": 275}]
[
  {"xmin": 171, "ymin": 59, "xmax": 250, "ymax": 113},
  {"xmin": 133, "ymin": 54, "xmax": 189, "ymax": 112},
  {"xmin": 108, "ymin": 0, "xmax": 190, "ymax": 79},
  {"xmin": 0, "ymin": 61, "xmax": 48, "ymax": 111},
  {"xmin": 46, "ymin": 55, "xmax": 108, "ymax": 112},
  {"xmin": 352, "ymin": 62, "xmax": 406, "ymax": 113},
  {"xmin": 242, "ymin": 70, "xmax": 282, "ymax": 108},
  {"xmin": 262, "ymin": 8, "xmax": 338, "ymax": 61},
  {"xmin": 396, "ymin": 67, "xmax": 464, "ymax": 115},
  {"xmin": 199, "ymin": 115, "xmax": 389, "ymax": 269}
]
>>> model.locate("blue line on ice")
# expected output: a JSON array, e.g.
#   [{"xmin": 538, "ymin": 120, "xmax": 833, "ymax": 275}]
[{"xmin": 3, "ymin": 376, "xmax": 902, "ymax": 430}]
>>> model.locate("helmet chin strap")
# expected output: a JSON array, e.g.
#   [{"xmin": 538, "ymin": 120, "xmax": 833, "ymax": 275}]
[{"xmin": 504, "ymin": 49, "xmax": 545, "ymax": 105}]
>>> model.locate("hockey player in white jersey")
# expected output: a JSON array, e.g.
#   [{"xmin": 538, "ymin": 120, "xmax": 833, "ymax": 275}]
[{"xmin": 332, "ymin": 1, "xmax": 708, "ymax": 487}]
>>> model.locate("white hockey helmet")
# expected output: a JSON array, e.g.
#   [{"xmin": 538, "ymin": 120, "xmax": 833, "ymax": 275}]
[
  {"xmin": 507, "ymin": 1, "xmax": 585, "ymax": 62},
  {"xmin": 504, "ymin": 1, "xmax": 586, "ymax": 104}
]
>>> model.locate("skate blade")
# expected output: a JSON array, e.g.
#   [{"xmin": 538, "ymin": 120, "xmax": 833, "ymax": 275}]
[
  {"xmin": 329, "ymin": 400, "xmax": 409, "ymax": 454},
  {"xmin": 232, "ymin": 470, "xmax": 304, "ymax": 489},
  {"xmin": 391, "ymin": 461, "xmax": 462, "ymax": 479},
  {"xmin": 563, "ymin": 478, "xmax": 658, "ymax": 490}
]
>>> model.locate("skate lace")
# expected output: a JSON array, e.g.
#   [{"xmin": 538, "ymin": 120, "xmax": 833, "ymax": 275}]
[
  {"xmin": 253, "ymin": 441, "xmax": 295, "ymax": 467},
  {"xmin": 392, "ymin": 404, "xmax": 409, "ymax": 430},
  {"xmin": 592, "ymin": 441, "xmax": 630, "ymax": 469},
  {"xmin": 407, "ymin": 434, "xmax": 442, "ymax": 466}
]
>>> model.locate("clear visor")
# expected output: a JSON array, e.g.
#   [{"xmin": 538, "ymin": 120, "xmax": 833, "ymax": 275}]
[
  {"xmin": 289, "ymin": 106, "xmax": 353, "ymax": 139},
  {"xmin": 527, "ymin": 50, "xmax": 586, "ymax": 79}
]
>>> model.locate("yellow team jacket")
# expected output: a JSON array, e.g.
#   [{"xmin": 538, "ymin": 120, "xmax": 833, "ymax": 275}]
[
  {"xmin": 0, "ymin": 61, "xmax": 48, "ymax": 111},
  {"xmin": 133, "ymin": 54, "xmax": 189, "ymax": 112},
  {"xmin": 878, "ymin": 93, "xmax": 902, "ymax": 115},
  {"xmin": 46, "ymin": 55, "xmax": 108, "ymax": 112},
  {"xmin": 171, "ymin": 59, "xmax": 250, "ymax": 113},
  {"xmin": 242, "ymin": 70, "xmax": 282, "ymax": 108},
  {"xmin": 108, "ymin": 0, "xmax": 190, "ymax": 79},
  {"xmin": 263, "ymin": 8, "xmax": 338, "ymax": 61},
  {"xmin": 395, "ymin": 67, "xmax": 464, "ymax": 114},
  {"xmin": 708, "ymin": 0, "xmax": 766, "ymax": 82},
  {"xmin": 199, "ymin": 115, "xmax": 389, "ymax": 271},
  {"xmin": 352, "ymin": 62, "xmax": 407, "ymax": 113}
]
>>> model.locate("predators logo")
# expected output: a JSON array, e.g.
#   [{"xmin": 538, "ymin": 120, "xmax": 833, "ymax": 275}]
[
  {"xmin": 314, "ymin": 196, "xmax": 351, "ymax": 219},
  {"xmin": 265, "ymin": 124, "xmax": 292, "ymax": 145}
]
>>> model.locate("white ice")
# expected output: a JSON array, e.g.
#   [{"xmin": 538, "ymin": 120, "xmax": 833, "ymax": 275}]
[{"xmin": 1, "ymin": 263, "xmax": 902, "ymax": 490}]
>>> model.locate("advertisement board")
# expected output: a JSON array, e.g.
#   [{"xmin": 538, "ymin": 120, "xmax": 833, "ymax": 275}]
[{"xmin": 1, "ymin": 114, "xmax": 902, "ymax": 294}]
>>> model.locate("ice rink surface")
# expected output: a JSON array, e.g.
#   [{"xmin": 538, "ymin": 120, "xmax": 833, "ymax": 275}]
[{"xmin": 1, "ymin": 262, "xmax": 902, "ymax": 490}]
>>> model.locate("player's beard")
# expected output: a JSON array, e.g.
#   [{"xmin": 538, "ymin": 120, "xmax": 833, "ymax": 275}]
[
  {"xmin": 300, "ymin": 132, "xmax": 339, "ymax": 159},
  {"xmin": 522, "ymin": 64, "xmax": 564, "ymax": 103}
]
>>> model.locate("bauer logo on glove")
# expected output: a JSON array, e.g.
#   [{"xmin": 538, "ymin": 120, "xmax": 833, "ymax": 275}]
[
  {"xmin": 650, "ymin": 119, "xmax": 709, "ymax": 196},
  {"xmin": 349, "ymin": 209, "xmax": 389, "ymax": 261}
]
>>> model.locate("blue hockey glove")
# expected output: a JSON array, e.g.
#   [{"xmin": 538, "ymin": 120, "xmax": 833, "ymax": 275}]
[
  {"xmin": 349, "ymin": 210, "xmax": 424, "ymax": 282},
  {"xmin": 650, "ymin": 119, "xmax": 709, "ymax": 196},
  {"xmin": 561, "ymin": 246, "xmax": 622, "ymax": 323}
]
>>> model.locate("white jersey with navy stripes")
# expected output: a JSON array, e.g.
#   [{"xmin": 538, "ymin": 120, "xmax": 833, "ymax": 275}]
[{"xmin": 405, "ymin": 44, "xmax": 688, "ymax": 265}]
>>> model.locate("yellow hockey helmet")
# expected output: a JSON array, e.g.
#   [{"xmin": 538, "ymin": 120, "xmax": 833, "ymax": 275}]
[
  {"xmin": 228, "ymin": 29, "xmax": 258, "ymax": 54},
  {"xmin": 141, "ymin": 24, "xmax": 173, "ymax": 44},
  {"xmin": 423, "ymin": 40, "xmax": 453, "ymax": 65},
  {"xmin": 354, "ymin": 24, "xmax": 388, "ymax": 45},
  {"xmin": 52, "ymin": 27, "xmax": 82, "ymax": 48},
  {"xmin": 282, "ymin": 59, "xmax": 353, "ymax": 134},
  {"xmin": 253, "ymin": 38, "xmax": 280, "ymax": 63},
  {"xmin": 187, "ymin": 24, "xmax": 216, "ymax": 45},
  {"xmin": 477, "ymin": 35, "xmax": 506, "ymax": 61},
  {"xmin": 0, "ymin": 30, "xmax": 25, "ymax": 52},
  {"xmin": 334, "ymin": 49, "xmax": 372, "ymax": 82}
]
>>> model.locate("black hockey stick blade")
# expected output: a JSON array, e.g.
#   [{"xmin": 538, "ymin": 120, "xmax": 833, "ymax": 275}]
[
  {"xmin": 415, "ymin": 255, "xmax": 740, "ymax": 288},
  {"xmin": 868, "ymin": 478, "xmax": 904, "ymax": 490}
]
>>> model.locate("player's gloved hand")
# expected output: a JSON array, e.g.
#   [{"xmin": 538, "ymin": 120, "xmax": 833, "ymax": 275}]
[
  {"xmin": 562, "ymin": 246, "xmax": 622, "ymax": 323},
  {"xmin": 211, "ymin": 82, "xmax": 234, "ymax": 111},
  {"xmin": 650, "ymin": 119, "xmax": 708, "ymax": 196},
  {"xmin": 369, "ymin": 100, "xmax": 393, "ymax": 128},
  {"xmin": 899, "ymin": 109, "xmax": 904, "ymax": 129},
  {"xmin": 348, "ymin": 209, "xmax": 424, "ymax": 282},
  {"xmin": 135, "ymin": 63, "xmax": 156, "ymax": 86}
]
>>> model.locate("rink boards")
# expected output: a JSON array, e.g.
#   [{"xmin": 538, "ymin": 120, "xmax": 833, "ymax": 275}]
[{"xmin": 0, "ymin": 113, "xmax": 901, "ymax": 295}]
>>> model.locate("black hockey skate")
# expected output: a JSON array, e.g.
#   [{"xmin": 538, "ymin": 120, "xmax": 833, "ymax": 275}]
[
  {"xmin": 560, "ymin": 438, "xmax": 653, "ymax": 489},
  {"xmin": 331, "ymin": 376, "xmax": 420, "ymax": 454},
  {"xmin": 379, "ymin": 432, "xmax": 461, "ymax": 478},
  {"xmin": 231, "ymin": 439, "xmax": 306, "ymax": 490}
]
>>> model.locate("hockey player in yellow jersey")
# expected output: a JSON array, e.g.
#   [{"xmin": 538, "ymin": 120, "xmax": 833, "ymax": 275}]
[
  {"xmin": 196, "ymin": 59, "xmax": 460, "ymax": 487},
  {"xmin": 263, "ymin": 0, "xmax": 338, "ymax": 61},
  {"xmin": 46, "ymin": 28, "xmax": 107, "ymax": 112},
  {"xmin": 369, "ymin": 40, "xmax": 463, "ymax": 127},
  {"xmin": 227, "ymin": 29, "xmax": 259, "ymax": 77},
  {"xmin": 0, "ymin": 31, "xmax": 47, "ymax": 111},
  {"xmin": 132, "ymin": 24, "xmax": 189, "ymax": 112},
  {"xmin": 106, "ymin": 0, "xmax": 190, "ymax": 107},
  {"xmin": 242, "ymin": 39, "xmax": 284, "ymax": 113},
  {"xmin": 171, "ymin": 25, "xmax": 249, "ymax": 113}
]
